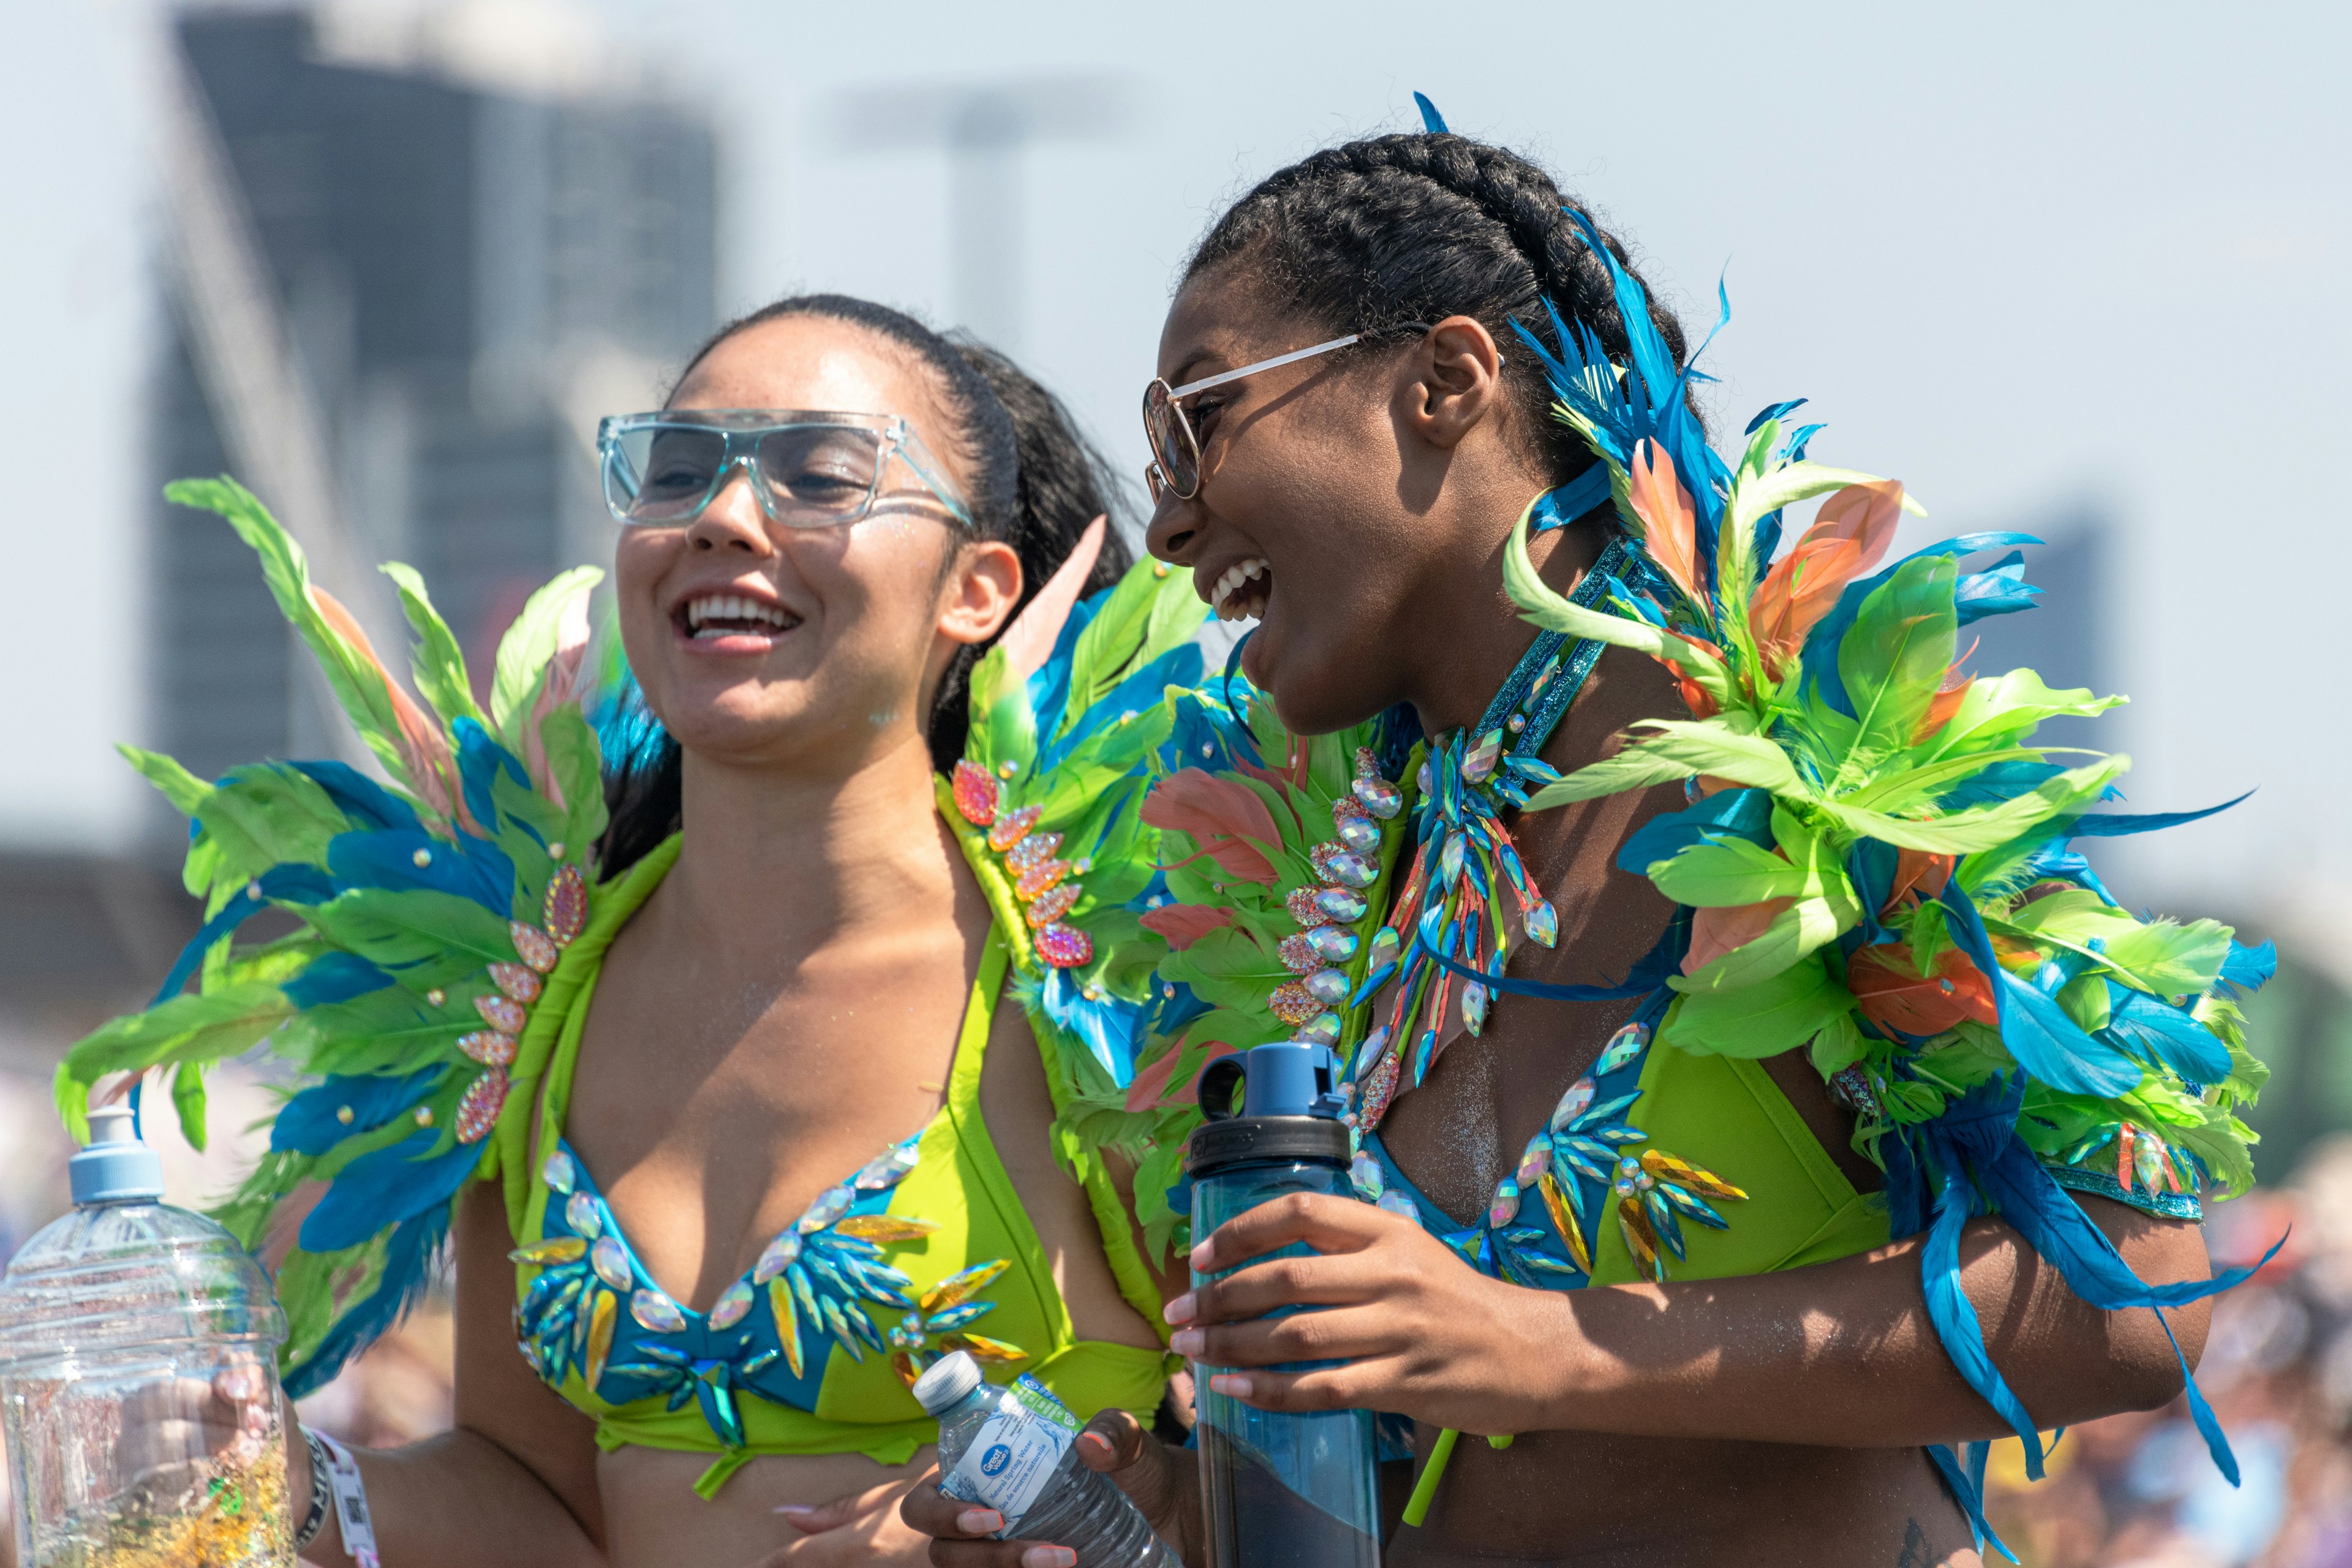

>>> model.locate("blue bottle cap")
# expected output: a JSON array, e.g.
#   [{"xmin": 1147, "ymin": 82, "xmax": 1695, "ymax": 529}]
[
  {"xmin": 70, "ymin": 1104, "xmax": 166, "ymax": 1206},
  {"xmin": 1199, "ymin": 1040, "xmax": 1347, "ymax": 1121}
]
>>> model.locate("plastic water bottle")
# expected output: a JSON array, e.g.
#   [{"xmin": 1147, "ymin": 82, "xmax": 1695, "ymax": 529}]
[
  {"xmin": 0, "ymin": 1104, "xmax": 291, "ymax": 1568},
  {"xmin": 914, "ymin": 1350, "xmax": 1178, "ymax": 1567},
  {"xmin": 1187, "ymin": 1041, "xmax": 1381, "ymax": 1568}
]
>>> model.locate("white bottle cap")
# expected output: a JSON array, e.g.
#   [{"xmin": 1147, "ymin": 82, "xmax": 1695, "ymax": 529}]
[{"xmin": 911, "ymin": 1350, "xmax": 983, "ymax": 1415}]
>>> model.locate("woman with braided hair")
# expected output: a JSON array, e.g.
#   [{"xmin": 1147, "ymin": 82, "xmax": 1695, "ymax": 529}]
[{"xmin": 906, "ymin": 116, "xmax": 2271, "ymax": 1567}]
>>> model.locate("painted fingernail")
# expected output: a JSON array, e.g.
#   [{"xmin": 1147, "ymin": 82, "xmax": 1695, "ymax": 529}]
[
  {"xmin": 1161, "ymin": 1292, "xmax": 1195, "ymax": 1325},
  {"xmin": 775, "ymin": 1504, "xmax": 816, "ymax": 1519},
  {"xmin": 1169, "ymin": 1328, "xmax": 1204, "ymax": 1357},
  {"xmin": 957, "ymin": 1508, "xmax": 1003, "ymax": 1534},
  {"xmin": 1189, "ymin": 1239, "xmax": 1216, "ymax": 1270},
  {"xmin": 1079, "ymin": 1431, "xmax": 1114, "ymax": 1457},
  {"xmin": 1023, "ymin": 1548, "xmax": 1077, "ymax": 1568},
  {"xmin": 1208, "ymin": 1373, "xmax": 1253, "ymax": 1398}
]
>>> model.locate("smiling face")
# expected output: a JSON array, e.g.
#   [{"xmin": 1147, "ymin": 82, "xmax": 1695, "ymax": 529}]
[
  {"xmin": 614, "ymin": 313, "xmax": 1018, "ymax": 777},
  {"xmin": 1144, "ymin": 264, "xmax": 1553, "ymax": 736}
]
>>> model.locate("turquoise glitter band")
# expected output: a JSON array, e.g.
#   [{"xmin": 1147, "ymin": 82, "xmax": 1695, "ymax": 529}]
[{"xmin": 2041, "ymin": 1160, "xmax": 2203, "ymax": 1223}]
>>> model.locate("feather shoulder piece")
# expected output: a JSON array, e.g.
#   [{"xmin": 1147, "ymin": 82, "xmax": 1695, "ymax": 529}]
[
  {"xmin": 935, "ymin": 521, "xmax": 1208, "ymax": 1132},
  {"xmin": 1504, "ymin": 236, "xmax": 2276, "ymax": 1501},
  {"xmin": 1109, "ymin": 677, "xmax": 1412, "ymax": 1261},
  {"xmin": 54, "ymin": 478, "xmax": 608, "ymax": 1395}
]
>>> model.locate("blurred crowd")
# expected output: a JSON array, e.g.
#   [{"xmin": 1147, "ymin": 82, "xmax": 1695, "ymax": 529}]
[
  {"xmin": 1976, "ymin": 1142, "xmax": 2352, "ymax": 1566},
  {"xmin": 8, "ymin": 1062, "xmax": 2352, "ymax": 1565}
]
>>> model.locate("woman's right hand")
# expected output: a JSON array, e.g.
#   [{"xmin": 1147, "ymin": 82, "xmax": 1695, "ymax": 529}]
[
  {"xmin": 899, "ymin": 1409, "xmax": 1199, "ymax": 1568},
  {"xmin": 109, "ymin": 1359, "xmax": 283, "ymax": 1501}
]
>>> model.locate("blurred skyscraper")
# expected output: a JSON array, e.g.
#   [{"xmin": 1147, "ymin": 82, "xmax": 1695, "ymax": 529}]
[{"xmin": 151, "ymin": 6, "xmax": 717, "ymax": 785}]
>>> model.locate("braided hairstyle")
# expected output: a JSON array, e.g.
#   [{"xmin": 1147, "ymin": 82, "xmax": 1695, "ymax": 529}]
[
  {"xmin": 1185, "ymin": 132, "xmax": 1696, "ymax": 486},
  {"xmin": 598, "ymin": 296, "xmax": 1132, "ymax": 875}
]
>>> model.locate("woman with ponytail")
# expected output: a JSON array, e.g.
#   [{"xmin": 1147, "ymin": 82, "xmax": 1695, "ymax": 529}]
[
  {"xmin": 66, "ymin": 296, "xmax": 1197, "ymax": 1567},
  {"xmin": 908, "ymin": 123, "xmax": 2271, "ymax": 1567}
]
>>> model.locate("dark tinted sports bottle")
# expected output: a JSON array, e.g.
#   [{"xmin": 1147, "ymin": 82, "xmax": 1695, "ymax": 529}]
[{"xmin": 1186, "ymin": 1041, "xmax": 1381, "ymax": 1568}]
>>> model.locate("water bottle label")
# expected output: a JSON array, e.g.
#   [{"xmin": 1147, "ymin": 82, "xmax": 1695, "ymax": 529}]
[{"xmin": 942, "ymin": 1374, "xmax": 1081, "ymax": 1531}]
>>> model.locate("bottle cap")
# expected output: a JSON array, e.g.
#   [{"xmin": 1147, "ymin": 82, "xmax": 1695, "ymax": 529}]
[
  {"xmin": 911, "ymin": 1350, "xmax": 983, "ymax": 1415},
  {"xmin": 69, "ymin": 1103, "xmax": 166, "ymax": 1206},
  {"xmin": 1199, "ymin": 1041, "xmax": 1346, "ymax": 1122}
]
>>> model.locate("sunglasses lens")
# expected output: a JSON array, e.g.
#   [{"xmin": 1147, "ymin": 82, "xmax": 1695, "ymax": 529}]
[
  {"xmin": 755, "ymin": 426, "xmax": 885, "ymax": 526},
  {"xmin": 1142, "ymin": 382, "xmax": 1199, "ymax": 499},
  {"xmin": 606, "ymin": 424, "xmax": 725, "ymax": 525}
]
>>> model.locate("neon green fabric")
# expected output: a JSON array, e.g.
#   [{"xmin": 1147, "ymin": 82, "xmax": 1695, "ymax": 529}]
[
  {"xmin": 1583, "ymin": 1046, "xmax": 1890, "ymax": 1287},
  {"xmin": 512, "ymin": 833, "xmax": 1170, "ymax": 1487}
]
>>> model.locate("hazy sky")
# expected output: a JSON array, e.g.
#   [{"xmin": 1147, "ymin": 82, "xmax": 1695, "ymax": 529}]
[{"xmin": 4, "ymin": 0, "xmax": 2345, "ymax": 930}]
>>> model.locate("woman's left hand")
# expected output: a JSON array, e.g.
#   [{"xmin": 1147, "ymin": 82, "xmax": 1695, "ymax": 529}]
[
  {"xmin": 760, "ymin": 1472, "xmax": 938, "ymax": 1566},
  {"xmin": 1165, "ymin": 1191, "xmax": 1567, "ymax": 1436}
]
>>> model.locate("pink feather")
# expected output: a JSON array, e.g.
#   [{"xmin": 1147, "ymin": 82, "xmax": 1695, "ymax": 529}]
[
  {"xmin": 993, "ymin": 514, "xmax": 1106, "ymax": 690},
  {"xmin": 522, "ymin": 593, "xmax": 594, "ymax": 811},
  {"xmin": 1125, "ymin": 1037, "xmax": 1238, "ymax": 1114},
  {"xmin": 1142, "ymin": 769, "xmax": 1281, "ymax": 886},
  {"xmin": 1138, "ymin": 902, "xmax": 1235, "ymax": 949},
  {"xmin": 308, "ymin": 586, "xmax": 467, "ymax": 831}
]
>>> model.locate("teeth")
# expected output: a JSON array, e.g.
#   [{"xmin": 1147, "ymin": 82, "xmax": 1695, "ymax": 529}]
[
  {"xmin": 685, "ymin": 594, "xmax": 791, "ymax": 633},
  {"xmin": 1209, "ymin": 558, "xmax": 1270, "ymax": 621}
]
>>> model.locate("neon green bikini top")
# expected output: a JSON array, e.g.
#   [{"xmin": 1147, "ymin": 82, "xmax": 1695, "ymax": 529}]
[{"xmin": 507, "ymin": 835, "xmax": 1173, "ymax": 1496}]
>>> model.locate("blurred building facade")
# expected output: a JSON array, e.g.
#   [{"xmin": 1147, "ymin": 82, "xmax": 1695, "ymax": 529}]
[
  {"xmin": 152, "ymin": 5, "xmax": 717, "ymax": 783},
  {"xmin": 0, "ymin": 2, "xmax": 718, "ymax": 1074}
]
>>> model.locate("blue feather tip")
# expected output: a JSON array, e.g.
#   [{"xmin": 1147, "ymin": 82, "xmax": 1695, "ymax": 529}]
[{"xmin": 1413, "ymin": 92, "xmax": 1447, "ymax": 134}]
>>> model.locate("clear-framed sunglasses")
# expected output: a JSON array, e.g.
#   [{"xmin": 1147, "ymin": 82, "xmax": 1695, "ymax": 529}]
[
  {"xmin": 1142, "ymin": 323, "xmax": 1430, "ymax": 502},
  {"xmin": 596, "ymin": 409, "xmax": 974, "ymax": 530}
]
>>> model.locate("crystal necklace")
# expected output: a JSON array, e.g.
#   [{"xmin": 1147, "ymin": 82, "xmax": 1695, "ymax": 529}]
[{"xmin": 1348, "ymin": 534, "xmax": 1635, "ymax": 1131}]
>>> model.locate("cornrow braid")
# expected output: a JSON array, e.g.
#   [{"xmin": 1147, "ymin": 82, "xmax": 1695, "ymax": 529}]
[{"xmin": 1186, "ymin": 131, "xmax": 1695, "ymax": 484}]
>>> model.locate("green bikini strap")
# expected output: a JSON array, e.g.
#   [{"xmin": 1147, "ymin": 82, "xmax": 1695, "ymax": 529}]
[
  {"xmin": 942, "ymin": 927, "xmax": 1080, "ymax": 1347},
  {"xmin": 499, "ymin": 833, "xmax": 682, "ymax": 1243}
]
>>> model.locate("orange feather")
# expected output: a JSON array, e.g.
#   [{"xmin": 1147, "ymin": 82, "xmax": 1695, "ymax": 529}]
[
  {"xmin": 1885, "ymin": 849, "xmax": 1956, "ymax": 913},
  {"xmin": 1849, "ymin": 943, "xmax": 1998, "ymax": 1035},
  {"xmin": 1627, "ymin": 440, "xmax": 1705, "ymax": 609},
  {"xmin": 1684, "ymin": 897, "xmax": 1793, "ymax": 974},
  {"xmin": 1748, "ymin": 479, "xmax": 1905, "ymax": 674}
]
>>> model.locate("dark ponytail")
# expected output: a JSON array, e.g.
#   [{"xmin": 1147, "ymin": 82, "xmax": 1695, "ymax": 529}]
[
  {"xmin": 1184, "ymin": 131, "xmax": 1697, "ymax": 485},
  {"xmin": 596, "ymin": 295, "xmax": 1132, "ymax": 875},
  {"xmin": 930, "ymin": 336, "xmax": 1133, "ymax": 765}
]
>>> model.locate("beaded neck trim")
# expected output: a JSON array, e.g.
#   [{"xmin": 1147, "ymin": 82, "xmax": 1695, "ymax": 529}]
[{"xmin": 1345, "ymin": 535, "xmax": 1634, "ymax": 1129}]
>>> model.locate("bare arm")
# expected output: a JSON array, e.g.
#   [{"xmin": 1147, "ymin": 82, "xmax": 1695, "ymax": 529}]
[
  {"xmin": 290, "ymin": 1180, "xmax": 608, "ymax": 1567},
  {"xmin": 1166, "ymin": 1190, "xmax": 2210, "ymax": 1447}
]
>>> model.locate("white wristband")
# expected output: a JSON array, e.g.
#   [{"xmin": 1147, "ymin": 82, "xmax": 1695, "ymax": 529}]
[{"xmin": 310, "ymin": 1429, "xmax": 382, "ymax": 1568}]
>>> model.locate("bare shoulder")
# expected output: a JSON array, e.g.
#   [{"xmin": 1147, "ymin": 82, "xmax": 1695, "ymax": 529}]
[{"xmin": 976, "ymin": 1002, "xmax": 1164, "ymax": 1349}]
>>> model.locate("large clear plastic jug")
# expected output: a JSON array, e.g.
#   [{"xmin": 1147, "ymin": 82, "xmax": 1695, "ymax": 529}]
[{"xmin": 0, "ymin": 1104, "xmax": 290, "ymax": 1568}]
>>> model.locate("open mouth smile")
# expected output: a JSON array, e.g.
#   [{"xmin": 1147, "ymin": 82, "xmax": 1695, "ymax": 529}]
[
  {"xmin": 674, "ymin": 592, "xmax": 801, "ymax": 647},
  {"xmin": 1208, "ymin": 557, "xmax": 1270, "ymax": 622}
]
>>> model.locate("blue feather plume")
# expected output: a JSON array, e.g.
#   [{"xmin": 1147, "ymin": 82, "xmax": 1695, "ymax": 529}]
[
  {"xmin": 300, "ymin": 1130, "xmax": 484, "ymax": 1253},
  {"xmin": 282, "ymin": 1207, "xmax": 449, "ymax": 1398}
]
